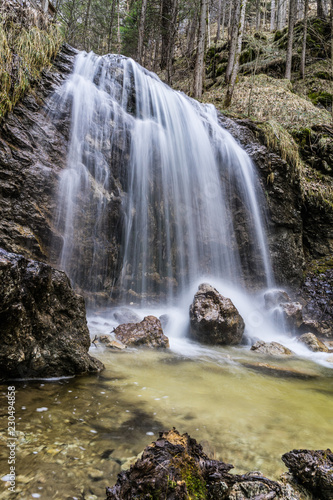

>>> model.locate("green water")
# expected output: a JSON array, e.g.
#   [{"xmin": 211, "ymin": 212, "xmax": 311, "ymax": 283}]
[{"xmin": 0, "ymin": 345, "xmax": 332, "ymax": 500}]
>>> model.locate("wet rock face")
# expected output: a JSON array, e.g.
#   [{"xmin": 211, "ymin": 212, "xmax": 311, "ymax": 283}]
[
  {"xmin": 299, "ymin": 269, "xmax": 333, "ymax": 338},
  {"xmin": 0, "ymin": 248, "xmax": 103, "ymax": 379},
  {"xmin": 114, "ymin": 316, "xmax": 169, "ymax": 348},
  {"xmin": 0, "ymin": 45, "xmax": 125, "ymax": 306},
  {"xmin": 282, "ymin": 449, "xmax": 333, "ymax": 500},
  {"xmin": 0, "ymin": 44, "xmax": 77, "ymax": 265},
  {"xmin": 218, "ymin": 115, "xmax": 305, "ymax": 290},
  {"xmin": 189, "ymin": 283, "xmax": 245, "ymax": 345},
  {"xmin": 105, "ymin": 428, "xmax": 303, "ymax": 500}
]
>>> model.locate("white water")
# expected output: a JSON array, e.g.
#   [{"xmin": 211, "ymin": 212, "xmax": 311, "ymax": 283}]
[{"xmin": 49, "ymin": 51, "xmax": 332, "ymax": 366}]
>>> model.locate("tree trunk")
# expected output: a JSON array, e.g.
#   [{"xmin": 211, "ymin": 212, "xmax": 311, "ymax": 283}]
[
  {"xmin": 83, "ymin": 0, "xmax": 92, "ymax": 51},
  {"xmin": 117, "ymin": 0, "xmax": 121, "ymax": 53},
  {"xmin": 256, "ymin": 0, "xmax": 261, "ymax": 30},
  {"xmin": 216, "ymin": 0, "xmax": 222, "ymax": 40},
  {"xmin": 270, "ymin": 0, "xmax": 276, "ymax": 30},
  {"xmin": 107, "ymin": 0, "xmax": 116, "ymax": 53},
  {"xmin": 300, "ymin": 0, "xmax": 309, "ymax": 78},
  {"xmin": 225, "ymin": 0, "xmax": 241, "ymax": 84},
  {"xmin": 317, "ymin": 0, "xmax": 326, "ymax": 18},
  {"xmin": 193, "ymin": 0, "xmax": 207, "ymax": 98},
  {"xmin": 186, "ymin": 14, "xmax": 197, "ymax": 58},
  {"xmin": 224, "ymin": 0, "xmax": 247, "ymax": 107},
  {"xmin": 263, "ymin": 0, "xmax": 267, "ymax": 27},
  {"xmin": 221, "ymin": 1, "xmax": 226, "ymax": 41},
  {"xmin": 137, "ymin": 0, "xmax": 148, "ymax": 64},
  {"xmin": 285, "ymin": 0, "xmax": 296, "ymax": 79}
]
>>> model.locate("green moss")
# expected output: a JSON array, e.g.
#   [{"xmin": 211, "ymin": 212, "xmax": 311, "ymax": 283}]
[
  {"xmin": 172, "ymin": 455, "xmax": 207, "ymax": 499},
  {"xmin": 215, "ymin": 64, "xmax": 226, "ymax": 77},
  {"xmin": 308, "ymin": 91, "xmax": 332, "ymax": 108},
  {"xmin": 239, "ymin": 47, "xmax": 256, "ymax": 65},
  {"xmin": 314, "ymin": 71, "xmax": 331, "ymax": 80},
  {"xmin": 274, "ymin": 30, "xmax": 284, "ymax": 42}
]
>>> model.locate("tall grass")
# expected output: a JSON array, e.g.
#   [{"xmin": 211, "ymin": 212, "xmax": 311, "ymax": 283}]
[{"xmin": 0, "ymin": 3, "xmax": 63, "ymax": 121}]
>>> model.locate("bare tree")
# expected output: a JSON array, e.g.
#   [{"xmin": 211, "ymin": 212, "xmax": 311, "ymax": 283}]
[
  {"xmin": 160, "ymin": 0, "xmax": 179, "ymax": 83},
  {"xmin": 193, "ymin": 0, "xmax": 207, "ymax": 98},
  {"xmin": 277, "ymin": 0, "xmax": 287, "ymax": 29},
  {"xmin": 216, "ymin": 0, "xmax": 222, "ymax": 40},
  {"xmin": 137, "ymin": 0, "xmax": 148, "ymax": 64},
  {"xmin": 285, "ymin": 0, "xmax": 296, "ymax": 79},
  {"xmin": 317, "ymin": 0, "xmax": 326, "ymax": 18},
  {"xmin": 224, "ymin": 0, "xmax": 247, "ymax": 106},
  {"xmin": 83, "ymin": 0, "xmax": 92, "ymax": 50},
  {"xmin": 255, "ymin": 0, "xmax": 261, "ymax": 30},
  {"xmin": 225, "ymin": 0, "xmax": 241, "ymax": 84},
  {"xmin": 270, "ymin": 0, "xmax": 276, "ymax": 30},
  {"xmin": 300, "ymin": 0, "xmax": 309, "ymax": 78},
  {"xmin": 107, "ymin": 0, "xmax": 116, "ymax": 53}
]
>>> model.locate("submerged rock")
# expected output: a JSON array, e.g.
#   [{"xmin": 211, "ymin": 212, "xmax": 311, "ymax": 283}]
[
  {"xmin": 250, "ymin": 340, "xmax": 294, "ymax": 356},
  {"xmin": 0, "ymin": 248, "xmax": 103, "ymax": 379},
  {"xmin": 297, "ymin": 333, "xmax": 329, "ymax": 353},
  {"xmin": 114, "ymin": 316, "xmax": 169, "ymax": 348},
  {"xmin": 282, "ymin": 449, "xmax": 333, "ymax": 500},
  {"xmin": 242, "ymin": 361, "xmax": 319, "ymax": 379},
  {"xmin": 106, "ymin": 340, "xmax": 127, "ymax": 350},
  {"xmin": 189, "ymin": 283, "xmax": 245, "ymax": 346},
  {"xmin": 105, "ymin": 428, "xmax": 303, "ymax": 500}
]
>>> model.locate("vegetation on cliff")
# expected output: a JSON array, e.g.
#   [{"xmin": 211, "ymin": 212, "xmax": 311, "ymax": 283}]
[{"xmin": 0, "ymin": 1, "xmax": 62, "ymax": 121}]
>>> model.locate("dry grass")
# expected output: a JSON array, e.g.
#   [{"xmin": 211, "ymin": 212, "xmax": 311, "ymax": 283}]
[
  {"xmin": 0, "ymin": 3, "xmax": 63, "ymax": 120},
  {"xmin": 202, "ymin": 73, "xmax": 331, "ymax": 130}
]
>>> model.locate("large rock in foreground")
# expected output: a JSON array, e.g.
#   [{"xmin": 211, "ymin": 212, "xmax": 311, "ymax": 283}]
[
  {"xmin": 114, "ymin": 316, "xmax": 169, "ymax": 348},
  {"xmin": 106, "ymin": 428, "xmax": 304, "ymax": 500},
  {"xmin": 282, "ymin": 449, "xmax": 333, "ymax": 500},
  {"xmin": 189, "ymin": 283, "xmax": 245, "ymax": 345},
  {"xmin": 0, "ymin": 248, "xmax": 103, "ymax": 379}
]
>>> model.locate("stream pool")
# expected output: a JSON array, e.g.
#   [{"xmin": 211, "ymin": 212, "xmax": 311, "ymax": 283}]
[{"xmin": 1, "ymin": 322, "xmax": 332, "ymax": 500}]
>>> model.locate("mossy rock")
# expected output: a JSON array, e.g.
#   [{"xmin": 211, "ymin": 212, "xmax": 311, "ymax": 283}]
[
  {"xmin": 216, "ymin": 63, "xmax": 227, "ymax": 77},
  {"xmin": 308, "ymin": 90, "xmax": 332, "ymax": 109},
  {"xmin": 274, "ymin": 30, "xmax": 284, "ymax": 42},
  {"xmin": 239, "ymin": 47, "xmax": 256, "ymax": 65},
  {"xmin": 314, "ymin": 71, "xmax": 331, "ymax": 80}
]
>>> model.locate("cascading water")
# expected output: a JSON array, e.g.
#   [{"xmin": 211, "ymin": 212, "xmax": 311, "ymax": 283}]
[
  {"xmin": 50, "ymin": 50, "xmax": 272, "ymax": 303},
  {"xmin": 49, "ymin": 50, "xmax": 331, "ymax": 366}
]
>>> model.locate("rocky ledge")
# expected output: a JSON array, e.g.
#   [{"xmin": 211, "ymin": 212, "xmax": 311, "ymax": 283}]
[
  {"xmin": 105, "ymin": 428, "xmax": 333, "ymax": 500},
  {"xmin": 0, "ymin": 248, "xmax": 103, "ymax": 379}
]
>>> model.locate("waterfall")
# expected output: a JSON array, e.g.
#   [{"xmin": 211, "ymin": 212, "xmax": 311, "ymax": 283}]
[{"xmin": 50, "ymin": 51, "xmax": 273, "ymax": 305}]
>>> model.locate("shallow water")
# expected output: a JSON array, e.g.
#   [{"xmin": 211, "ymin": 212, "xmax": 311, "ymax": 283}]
[{"xmin": 1, "ymin": 328, "xmax": 332, "ymax": 500}]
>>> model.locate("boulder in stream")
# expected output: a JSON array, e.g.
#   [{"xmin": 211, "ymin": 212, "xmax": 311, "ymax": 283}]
[
  {"xmin": 105, "ymin": 428, "xmax": 305, "ymax": 500},
  {"xmin": 189, "ymin": 283, "xmax": 245, "ymax": 345},
  {"xmin": 0, "ymin": 248, "xmax": 103, "ymax": 379},
  {"xmin": 114, "ymin": 316, "xmax": 169, "ymax": 348},
  {"xmin": 250, "ymin": 340, "xmax": 294, "ymax": 356},
  {"xmin": 297, "ymin": 333, "xmax": 329, "ymax": 353}
]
